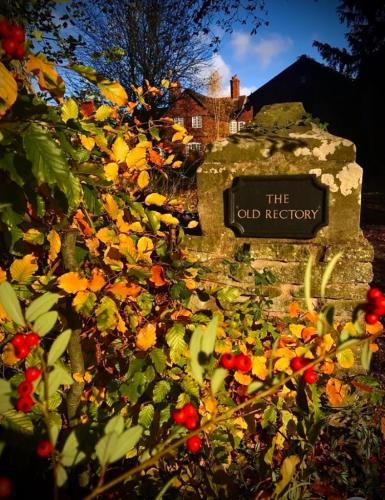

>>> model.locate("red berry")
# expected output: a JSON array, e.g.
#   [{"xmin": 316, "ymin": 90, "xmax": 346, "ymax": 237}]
[
  {"xmin": 10, "ymin": 334, "xmax": 26, "ymax": 348},
  {"xmin": 365, "ymin": 313, "xmax": 378, "ymax": 325},
  {"xmin": 2, "ymin": 38, "xmax": 18, "ymax": 56},
  {"xmin": 183, "ymin": 403, "xmax": 197, "ymax": 418},
  {"xmin": 36, "ymin": 440, "xmax": 53, "ymax": 457},
  {"xmin": 9, "ymin": 25, "xmax": 25, "ymax": 43},
  {"xmin": 290, "ymin": 356, "xmax": 305, "ymax": 371},
  {"xmin": 25, "ymin": 367, "xmax": 42, "ymax": 382},
  {"xmin": 220, "ymin": 353, "xmax": 235, "ymax": 369},
  {"xmin": 373, "ymin": 297, "xmax": 385, "ymax": 316},
  {"xmin": 185, "ymin": 416, "xmax": 198, "ymax": 430},
  {"xmin": 17, "ymin": 381, "xmax": 33, "ymax": 396},
  {"xmin": 303, "ymin": 369, "xmax": 317, "ymax": 384},
  {"xmin": 0, "ymin": 476, "xmax": 12, "ymax": 499},
  {"xmin": 235, "ymin": 354, "xmax": 252, "ymax": 373},
  {"xmin": 25, "ymin": 332, "xmax": 40, "ymax": 347},
  {"xmin": 172, "ymin": 409, "xmax": 186, "ymax": 425},
  {"xmin": 367, "ymin": 287, "xmax": 382, "ymax": 302},
  {"xmin": 14, "ymin": 44, "xmax": 25, "ymax": 59},
  {"xmin": 186, "ymin": 435, "xmax": 202, "ymax": 453},
  {"xmin": 15, "ymin": 344, "xmax": 30, "ymax": 359},
  {"xmin": 16, "ymin": 395, "xmax": 33, "ymax": 413},
  {"xmin": 0, "ymin": 20, "xmax": 12, "ymax": 38}
]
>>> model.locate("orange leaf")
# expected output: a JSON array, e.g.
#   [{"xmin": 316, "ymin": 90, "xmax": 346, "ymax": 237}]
[
  {"xmin": 57, "ymin": 272, "xmax": 88, "ymax": 294},
  {"xmin": 302, "ymin": 326, "xmax": 317, "ymax": 343},
  {"xmin": 369, "ymin": 343, "xmax": 379, "ymax": 352},
  {"xmin": 80, "ymin": 100, "xmax": 96, "ymax": 117},
  {"xmin": 366, "ymin": 321, "xmax": 383, "ymax": 334},
  {"xmin": 136, "ymin": 322, "xmax": 156, "ymax": 351},
  {"xmin": 148, "ymin": 149, "xmax": 163, "ymax": 167},
  {"xmin": 73, "ymin": 210, "xmax": 93, "ymax": 236},
  {"xmin": 234, "ymin": 371, "xmax": 252, "ymax": 385},
  {"xmin": 170, "ymin": 309, "xmax": 192, "ymax": 320},
  {"xmin": 351, "ymin": 380, "xmax": 374, "ymax": 393},
  {"xmin": 107, "ymin": 281, "xmax": 141, "ymax": 300},
  {"xmin": 380, "ymin": 417, "xmax": 385, "ymax": 440},
  {"xmin": 325, "ymin": 378, "xmax": 348, "ymax": 406},
  {"xmin": 288, "ymin": 302, "xmax": 300, "ymax": 318},
  {"xmin": 279, "ymin": 335, "xmax": 297, "ymax": 348},
  {"xmin": 88, "ymin": 268, "xmax": 106, "ymax": 292},
  {"xmin": 304, "ymin": 311, "xmax": 318, "ymax": 323},
  {"xmin": 319, "ymin": 358, "xmax": 334, "ymax": 374},
  {"xmin": 149, "ymin": 265, "xmax": 167, "ymax": 287}
]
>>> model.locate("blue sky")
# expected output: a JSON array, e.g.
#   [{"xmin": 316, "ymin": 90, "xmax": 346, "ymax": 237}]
[{"xmin": 209, "ymin": 0, "xmax": 347, "ymax": 96}]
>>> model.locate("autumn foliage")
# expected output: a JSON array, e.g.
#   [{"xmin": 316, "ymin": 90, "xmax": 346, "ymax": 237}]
[{"xmin": 0, "ymin": 13, "xmax": 384, "ymax": 500}]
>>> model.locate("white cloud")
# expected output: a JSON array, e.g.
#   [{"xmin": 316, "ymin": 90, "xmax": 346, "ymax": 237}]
[
  {"xmin": 231, "ymin": 32, "xmax": 293, "ymax": 68},
  {"xmin": 240, "ymin": 86, "xmax": 257, "ymax": 96}
]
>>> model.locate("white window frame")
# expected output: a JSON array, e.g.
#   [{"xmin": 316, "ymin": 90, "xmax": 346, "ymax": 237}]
[
  {"xmin": 229, "ymin": 120, "xmax": 238, "ymax": 134},
  {"xmin": 238, "ymin": 121, "xmax": 246, "ymax": 131},
  {"xmin": 191, "ymin": 115, "xmax": 202, "ymax": 128},
  {"xmin": 186, "ymin": 142, "xmax": 202, "ymax": 153},
  {"xmin": 173, "ymin": 117, "xmax": 184, "ymax": 126}
]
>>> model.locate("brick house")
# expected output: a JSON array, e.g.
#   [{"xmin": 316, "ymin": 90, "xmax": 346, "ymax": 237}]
[{"xmin": 167, "ymin": 75, "xmax": 253, "ymax": 153}]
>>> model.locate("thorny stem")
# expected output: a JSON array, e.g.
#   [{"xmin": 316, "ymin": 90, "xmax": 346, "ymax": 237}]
[{"xmin": 84, "ymin": 329, "xmax": 384, "ymax": 500}]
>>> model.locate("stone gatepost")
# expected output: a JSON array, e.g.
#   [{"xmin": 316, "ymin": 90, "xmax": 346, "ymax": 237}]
[{"xmin": 186, "ymin": 103, "xmax": 373, "ymax": 316}]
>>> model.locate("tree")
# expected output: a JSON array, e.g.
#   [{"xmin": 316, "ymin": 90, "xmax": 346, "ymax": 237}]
[{"xmin": 67, "ymin": 0, "xmax": 267, "ymax": 101}]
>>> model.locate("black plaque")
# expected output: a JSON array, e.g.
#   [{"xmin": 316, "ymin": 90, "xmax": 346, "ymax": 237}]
[{"xmin": 224, "ymin": 175, "xmax": 328, "ymax": 239}]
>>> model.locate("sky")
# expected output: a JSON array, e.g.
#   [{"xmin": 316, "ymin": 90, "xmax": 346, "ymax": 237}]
[{"xmin": 207, "ymin": 0, "xmax": 348, "ymax": 96}]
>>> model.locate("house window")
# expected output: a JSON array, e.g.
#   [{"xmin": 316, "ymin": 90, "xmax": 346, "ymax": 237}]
[
  {"xmin": 173, "ymin": 117, "xmax": 184, "ymax": 126},
  {"xmin": 186, "ymin": 142, "xmax": 202, "ymax": 153},
  {"xmin": 229, "ymin": 120, "xmax": 238, "ymax": 134},
  {"xmin": 238, "ymin": 121, "xmax": 246, "ymax": 131},
  {"xmin": 192, "ymin": 116, "xmax": 202, "ymax": 128}
]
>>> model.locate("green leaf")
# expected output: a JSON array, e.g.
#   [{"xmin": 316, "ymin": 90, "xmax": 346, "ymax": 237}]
[
  {"xmin": 138, "ymin": 404, "xmax": 154, "ymax": 428},
  {"xmin": 23, "ymin": 123, "xmax": 82, "ymax": 209},
  {"xmin": 153, "ymin": 381, "xmax": 171, "ymax": 403},
  {"xmin": 189, "ymin": 325, "xmax": 204, "ymax": 385},
  {"xmin": 0, "ymin": 380, "xmax": 13, "ymax": 413},
  {"xmin": 1, "ymin": 409, "xmax": 33, "ymax": 434},
  {"xmin": 126, "ymin": 372, "xmax": 147, "ymax": 404},
  {"xmin": 61, "ymin": 98, "xmax": 79, "ymax": 123},
  {"xmin": 61, "ymin": 430, "xmax": 86, "ymax": 467},
  {"xmin": 361, "ymin": 340, "xmax": 372, "ymax": 371},
  {"xmin": 181, "ymin": 375, "xmax": 199, "ymax": 398},
  {"xmin": 150, "ymin": 348, "xmax": 167, "ymax": 374},
  {"xmin": 47, "ymin": 363, "xmax": 74, "ymax": 395},
  {"xmin": 95, "ymin": 297, "xmax": 118, "ymax": 331},
  {"xmin": 108, "ymin": 426, "xmax": 143, "ymax": 463},
  {"xmin": 217, "ymin": 287, "xmax": 241, "ymax": 308},
  {"xmin": 0, "ymin": 282, "xmax": 25, "ymax": 326},
  {"xmin": 25, "ymin": 292, "xmax": 60, "ymax": 323},
  {"xmin": 166, "ymin": 323, "xmax": 187, "ymax": 364},
  {"xmin": 201, "ymin": 315, "xmax": 218, "ymax": 356},
  {"xmin": 47, "ymin": 329, "xmax": 72, "ymax": 366},
  {"xmin": 274, "ymin": 455, "xmax": 300, "ymax": 497},
  {"xmin": 56, "ymin": 464, "xmax": 68, "ymax": 487},
  {"xmin": 147, "ymin": 210, "xmax": 161, "ymax": 233},
  {"xmin": 105, "ymin": 415, "xmax": 124, "ymax": 435},
  {"xmin": 149, "ymin": 128, "xmax": 160, "ymax": 141},
  {"xmin": 304, "ymin": 255, "xmax": 313, "ymax": 312},
  {"xmin": 247, "ymin": 380, "xmax": 264, "ymax": 395},
  {"xmin": 155, "ymin": 477, "xmax": 177, "ymax": 500},
  {"xmin": 95, "ymin": 431, "xmax": 119, "ymax": 466},
  {"xmin": 47, "ymin": 392, "xmax": 62, "ymax": 410},
  {"xmin": 33, "ymin": 311, "xmax": 58, "ymax": 337},
  {"xmin": 211, "ymin": 367, "xmax": 228, "ymax": 395},
  {"xmin": 262, "ymin": 406, "xmax": 277, "ymax": 429},
  {"xmin": 320, "ymin": 252, "xmax": 342, "ymax": 299},
  {"xmin": 95, "ymin": 104, "xmax": 112, "ymax": 121}
]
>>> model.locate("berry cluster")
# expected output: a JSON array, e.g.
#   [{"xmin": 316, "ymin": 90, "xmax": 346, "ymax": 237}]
[
  {"xmin": 10, "ymin": 332, "xmax": 40, "ymax": 360},
  {"xmin": 290, "ymin": 356, "xmax": 317, "ymax": 384},
  {"xmin": 0, "ymin": 18, "xmax": 25, "ymax": 59},
  {"xmin": 220, "ymin": 352, "xmax": 252, "ymax": 372},
  {"xmin": 172, "ymin": 403, "xmax": 202, "ymax": 453},
  {"xmin": 365, "ymin": 287, "xmax": 385, "ymax": 324},
  {"xmin": 15, "ymin": 367, "xmax": 41, "ymax": 413}
]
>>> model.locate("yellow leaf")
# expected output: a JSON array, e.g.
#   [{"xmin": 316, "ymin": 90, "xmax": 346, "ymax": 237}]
[
  {"xmin": 274, "ymin": 357, "xmax": 290, "ymax": 372},
  {"xmin": 234, "ymin": 371, "xmax": 252, "ymax": 385},
  {"xmin": 145, "ymin": 193, "xmax": 166, "ymax": 206},
  {"xmin": 116, "ymin": 213, "xmax": 130, "ymax": 233},
  {"xmin": 126, "ymin": 145, "xmax": 147, "ymax": 170},
  {"xmin": 111, "ymin": 136, "xmax": 129, "ymax": 163},
  {"xmin": 0, "ymin": 268, "xmax": 6, "ymax": 283},
  {"xmin": 26, "ymin": 54, "xmax": 65, "ymax": 100},
  {"xmin": 104, "ymin": 162, "xmax": 119, "ymax": 182},
  {"xmin": 103, "ymin": 193, "xmax": 120, "ymax": 220},
  {"xmin": 1, "ymin": 343, "xmax": 19, "ymax": 366},
  {"xmin": 95, "ymin": 104, "xmax": 113, "ymax": 121},
  {"xmin": 252, "ymin": 356, "xmax": 269, "ymax": 380},
  {"xmin": 336, "ymin": 347, "xmax": 354, "ymax": 369},
  {"xmin": 47, "ymin": 229, "xmax": 61, "ymax": 262},
  {"xmin": 88, "ymin": 268, "xmax": 106, "ymax": 292},
  {"xmin": 182, "ymin": 135, "xmax": 193, "ymax": 144},
  {"xmin": 136, "ymin": 322, "xmax": 156, "ymax": 351},
  {"xmin": 107, "ymin": 281, "xmax": 141, "ymax": 300},
  {"xmin": 61, "ymin": 98, "xmax": 78, "ymax": 123},
  {"xmin": 0, "ymin": 62, "xmax": 17, "ymax": 118},
  {"xmin": 23, "ymin": 228, "xmax": 44, "ymax": 245},
  {"xmin": 172, "ymin": 160, "xmax": 182, "ymax": 168},
  {"xmin": 96, "ymin": 227, "xmax": 118, "ymax": 245},
  {"xmin": 172, "ymin": 123, "xmax": 186, "ymax": 133},
  {"xmin": 137, "ymin": 236, "xmax": 154, "ymax": 255},
  {"xmin": 72, "ymin": 290, "xmax": 96, "ymax": 314},
  {"xmin": 84, "ymin": 371, "xmax": 93, "ymax": 383},
  {"xmin": 160, "ymin": 213, "xmax": 179, "ymax": 226},
  {"xmin": 164, "ymin": 154, "xmax": 175, "ymax": 165},
  {"xmin": 10, "ymin": 254, "xmax": 38, "ymax": 283},
  {"xmin": 322, "ymin": 333, "xmax": 334, "ymax": 352},
  {"xmin": 289, "ymin": 324, "xmax": 304, "ymax": 338},
  {"xmin": 161, "ymin": 79, "xmax": 170, "ymax": 88},
  {"xmin": 118, "ymin": 234, "xmax": 137, "ymax": 260},
  {"xmin": 103, "ymin": 246, "xmax": 124, "ymax": 270},
  {"xmin": 127, "ymin": 222, "xmax": 144, "ymax": 233},
  {"xmin": 137, "ymin": 170, "xmax": 150, "ymax": 189},
  {"xmin": 172, "ymin": 131, "xmax": 184, "ymax": 142},
  {"xmin": 325, "ymin": 377, "xmax": 349, "ymax": 405},
  {"xmin": 80, "ymin": 134, "xmax": 95, "ymax": 151},
  {"xmin": 57, "ymin": 272, "xmax": 88, "ymax": 294},
  {"xmin": 85, "ymin": 237, "xmax": 100, "ymax": 256},
  {"xmin": 73, "ymin": 372, "xmax": 84, "ymax": 383},
  {"xmin": 274, "ymin": 455, "xmax": 300, "ymax": 497},
  {"xmin": 187, "ymin": 221, "xmax": 198, "ymax": 229},
  {"xmin": 98, "ymin": 80, "xmax": 128, "ymax": 106}
]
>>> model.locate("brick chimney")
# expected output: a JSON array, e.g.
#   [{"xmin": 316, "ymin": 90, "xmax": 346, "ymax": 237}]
[{"xmin": 230, "ymin": 75, "xmax": 240, "ymax": 98}]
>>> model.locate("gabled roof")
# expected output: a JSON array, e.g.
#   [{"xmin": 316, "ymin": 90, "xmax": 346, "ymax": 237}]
[{"xmin": 175, "ymin": 89, "xmax": 247, "ymax": 120}]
